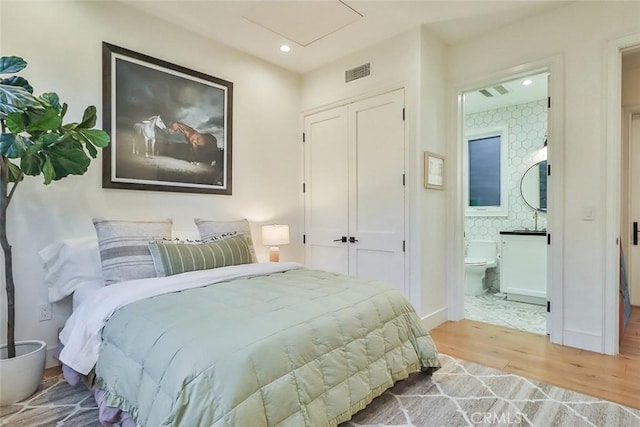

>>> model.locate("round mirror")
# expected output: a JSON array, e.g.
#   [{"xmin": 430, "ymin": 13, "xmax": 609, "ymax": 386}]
[{"xmin": 520, "ymin": 160, "xmax": 547, "ymax": 212}]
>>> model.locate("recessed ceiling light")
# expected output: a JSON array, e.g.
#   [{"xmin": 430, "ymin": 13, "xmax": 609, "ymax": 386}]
[
  {"xmin": 280, "ymin": 45, "xmax": 291, "ymax": 53},
  {"xmin": 522, "ymin": 79, "xmax": 533, "ymax": 86}
]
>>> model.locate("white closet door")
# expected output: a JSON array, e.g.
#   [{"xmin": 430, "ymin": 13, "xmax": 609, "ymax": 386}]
[
  {"xmin": 304, "ymin": 107, "xmax": 349, "ymax": 274},
  {"xmin": 348, "ymin": 90, "xmax": 406, "ymax": 293}
]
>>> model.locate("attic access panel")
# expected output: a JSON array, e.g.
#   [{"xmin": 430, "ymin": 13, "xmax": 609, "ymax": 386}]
[{"xmin": 242, "ymin": 1, "xmax": 362, "ymax": 47}]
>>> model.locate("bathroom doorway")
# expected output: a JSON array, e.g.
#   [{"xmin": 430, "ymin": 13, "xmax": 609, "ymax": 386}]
[
  {"xmin": 461, "ymin": 70, "xmax": 550, "ymax": 335},
  {"xmin": 622, "ymin": 47, "xmax": 640, "ymax": 340}
]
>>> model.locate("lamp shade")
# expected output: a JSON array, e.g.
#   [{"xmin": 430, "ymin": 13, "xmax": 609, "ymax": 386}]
[{"xmin": 261, "ymin": 224, "xmax": 290, "ymax": 246}]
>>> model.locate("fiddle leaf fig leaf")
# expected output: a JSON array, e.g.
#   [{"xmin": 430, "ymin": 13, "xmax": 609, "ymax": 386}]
[
  {"xmin": 40, "ymin": 133, "xmax": 61, "ymax": 147},
  {"xmin": 0, "ymin": 132, "xmax": 26, "ymax": 158},
  {"xmin": 0, "ymin": 56, "xmax": 27, "ymax": 74},
  {"xmin": 5, "ymin": 111, "xmax": 26, "ymax": 133},
  {"xmin": 7, "ymin": 160, "xmax": 23, "ymax": 183},
  {"xmin": 69, "ymin": 129, "xmax": 86, "ymax": 144},
  {"xmin": 26, "ymin": 107, "xmax": 62, "ymax": 132},
  {"xmin": 48, "ymin": 141, "xmax": 91, "ymax": 179},
  {"xmin": 42, "ymin": 157, "xmax": 55, "ymax": 185},
  {"xmin": 78, "ymin": 105, "xmax": 97, "ymax": 129},
  {"xmin": 0, "ymin": 83, "xmax": 39, "ymax": 118},
  {"xmin": 85, "ymin": 140, "xmax": 98, "ymax": 158},
  {"xmin": 24, "ymin": 105, "xmax": 47, "ymax": 129},
  {"xmin": 39, "ymin": 93, "xmax": 61, "ymax": 111},
  {"xmin": 77, "ymin": 128, "xmax": 109, "ymax": 148},
  {"xmin": 21, "ymin": 147, "xmax": 45, "ymax": 175},
  {"xmin": 0, "ymin": 100, "xmax": 22, "ymax": 117},
  {"xmin": 0, "ymin": 76, "xmax": 33, "ymax": 94}
]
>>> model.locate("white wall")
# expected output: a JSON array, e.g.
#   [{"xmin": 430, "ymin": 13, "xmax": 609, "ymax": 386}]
[
  {"xmin": 418, "ymin": 27, "xmax": 449, "ymax": 328},
  {"xmin": 448, "ymin": 1, "xmax": 640, "ymax": 352},
  {"xmin": 0, "ymin": 1, "xmax": 301, "ymax": 366},
  {"xmin": 301, "ymin": 28, "xmax": 449, "ymax": 327}
]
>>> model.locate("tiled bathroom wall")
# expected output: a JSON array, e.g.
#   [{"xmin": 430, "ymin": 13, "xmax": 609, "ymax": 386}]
[{"xmin": 465, "ymin": 99, "xmax": 548, "ymax": 291}]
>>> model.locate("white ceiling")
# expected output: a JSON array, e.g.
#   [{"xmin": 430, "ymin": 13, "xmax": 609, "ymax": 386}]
[
  {"xmin": 464, "ymin": 72, "xmax": 548, "ymax": 114},
  {"xmin": 119, "ymin": 0, "xmax": 572, "ymax": 74}
]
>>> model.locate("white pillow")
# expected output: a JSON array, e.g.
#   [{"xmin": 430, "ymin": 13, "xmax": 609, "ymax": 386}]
[
  {"xmin": 194, "ymin": 218, "xmax": 257, "ymax": 263},
  {"xmin": 39, "ymin": 237, "xmax": 105, "ymax": 303}
]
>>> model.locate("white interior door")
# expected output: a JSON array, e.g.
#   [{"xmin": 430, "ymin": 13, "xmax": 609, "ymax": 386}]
[
  {"xmin": 348, "ymin": 90, "xmax": 406, "ymax": 293},
  {"xmin": 304, "ymin": 107, "xmax": 349, "ymax": 274},
  {"xmin": 304, "ymin": 90, "xmax": 406, "ymax": 292},
  {"xmin": 629, "ymin": 113, "xmax": 640, "ymax": 305}
]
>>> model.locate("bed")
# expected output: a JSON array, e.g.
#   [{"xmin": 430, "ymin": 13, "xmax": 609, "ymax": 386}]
[{"xmin": 44, "ymin": 219, "xmax": 440, "ymax": 426}]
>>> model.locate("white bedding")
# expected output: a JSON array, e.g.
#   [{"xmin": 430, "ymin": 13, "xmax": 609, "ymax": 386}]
[
  {"xmin": 72, "ymin": 281, "xmax": 105, "ymax": 311},
  {"xmin": 59, "ymin": 262, "xmax": 303, "ymax": 375}
]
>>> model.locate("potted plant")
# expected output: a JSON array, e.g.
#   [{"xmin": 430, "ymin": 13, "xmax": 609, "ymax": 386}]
[{"xmin": 0, "ymin": 56, "xmax": 109, "ymax": 405}]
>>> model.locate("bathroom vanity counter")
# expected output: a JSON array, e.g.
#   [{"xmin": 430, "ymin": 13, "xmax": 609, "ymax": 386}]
[
  {"xmin": 499, "ymin": 232, "xmax": 546, "ymax": 305},
  {"xmin": 499, "ymin": 230, "xmax": 546, "ymax": 236}
]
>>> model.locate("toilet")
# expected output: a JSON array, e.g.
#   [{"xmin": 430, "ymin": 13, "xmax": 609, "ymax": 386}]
[{"xmin": 464, "ymin": 240, "xmax": 498, "ymax": 296}]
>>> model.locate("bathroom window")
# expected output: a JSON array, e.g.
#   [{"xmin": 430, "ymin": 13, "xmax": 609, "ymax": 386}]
[{"xmin": 465, "ymin": 127, "xmax": 509, "ymax": 216}]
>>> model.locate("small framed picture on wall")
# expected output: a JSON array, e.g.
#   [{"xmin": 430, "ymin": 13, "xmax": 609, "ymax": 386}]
[{"xmin": 424, "ymin": 151, "xmax": 445, "ymax": 190}]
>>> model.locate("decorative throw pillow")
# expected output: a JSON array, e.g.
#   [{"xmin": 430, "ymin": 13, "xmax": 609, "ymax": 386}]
[
  {"xmin": 148, "ymin": 235, "xmax": 252, "ymax": 277},
  {"xmin": 194, "ymin": 218, "xmax": 257, "ymax": 263},
  {"xmin": 92, "ymin": 218, "xmax": 172, "ymax": 285}
]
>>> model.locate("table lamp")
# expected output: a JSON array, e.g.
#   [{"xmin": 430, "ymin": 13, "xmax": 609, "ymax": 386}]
[{"xmin": 261, "ymin": 224, "xmax": 290, "ymax": 262}]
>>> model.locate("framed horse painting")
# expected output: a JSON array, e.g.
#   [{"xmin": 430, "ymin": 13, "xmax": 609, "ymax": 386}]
[{"xmin": 102, "ymin": 42, "xmax": 233, "ymax": 195}]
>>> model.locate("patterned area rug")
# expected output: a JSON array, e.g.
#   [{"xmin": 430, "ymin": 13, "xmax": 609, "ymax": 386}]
[{"xmin": 1, "ymin": 354, "xmax": 638, "ymax": 426}]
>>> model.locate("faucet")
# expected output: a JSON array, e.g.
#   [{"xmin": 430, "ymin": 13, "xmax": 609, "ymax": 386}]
[{"xmin": 533, "ymin": 211, "xmax": 538, "ymax": 231}]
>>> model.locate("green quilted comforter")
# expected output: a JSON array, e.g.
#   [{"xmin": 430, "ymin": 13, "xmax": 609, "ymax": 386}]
[{"xmin": 94, "ymin": 267, "xmax": 440, "ymax": 426}]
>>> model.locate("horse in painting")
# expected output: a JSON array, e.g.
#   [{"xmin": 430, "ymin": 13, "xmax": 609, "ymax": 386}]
[
  {"xmin": 133, "ymin": 115, "xmax": 166, "ymax": 158},
  {"xmin": 168, "ymin": 121, "xmax": 223, "ymax": 167}
]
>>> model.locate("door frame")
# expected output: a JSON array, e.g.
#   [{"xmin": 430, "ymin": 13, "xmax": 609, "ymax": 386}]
[
  {"xmin": 625, "ymin": 107, "xmax": 640, "ymax": 306},
  {"xmin": 449, "ymin": 55, "xmax": 565, "ymax": 343},
  {"xmin": 607, "ymin": 33, "xmax": 640, "ymax": 354}
]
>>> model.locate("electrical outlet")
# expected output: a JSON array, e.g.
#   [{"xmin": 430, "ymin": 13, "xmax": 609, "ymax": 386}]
[{"xmin": 38, "ymin": 303, "xmax": 52, "ymax": 321}]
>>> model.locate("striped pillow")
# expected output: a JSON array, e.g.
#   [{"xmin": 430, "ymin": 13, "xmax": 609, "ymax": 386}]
[
  {"xmin": 92, "ymin": 218, "xmax": 172, "ymax": 285},
  {"xmin": 194, "ymin": 218, "xmax": 257, "ymax": 263},
  {"xmin": 148, "ymin": 235, "xmax": 252, "ymax": 277}
]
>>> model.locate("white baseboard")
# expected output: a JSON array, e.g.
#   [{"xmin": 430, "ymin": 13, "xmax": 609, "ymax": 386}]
[{"xmin": 421, "ymin": 306, "xmax": 448, "ymax": 331}]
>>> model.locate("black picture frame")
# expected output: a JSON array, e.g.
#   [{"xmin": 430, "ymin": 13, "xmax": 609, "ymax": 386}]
[{"xmin": 102, "ymin": 42, "xmax": 233, "ymax": 195}]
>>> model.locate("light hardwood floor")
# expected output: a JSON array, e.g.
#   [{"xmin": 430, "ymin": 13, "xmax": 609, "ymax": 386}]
[{"xmin": 429, "ymin": 306, "xmax": 640, "ymax": 410}]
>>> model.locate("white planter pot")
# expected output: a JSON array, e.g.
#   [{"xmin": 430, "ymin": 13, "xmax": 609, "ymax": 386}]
[{"xmin": 0, "ymin": 340, "xmax": 47, "ymax": 406}]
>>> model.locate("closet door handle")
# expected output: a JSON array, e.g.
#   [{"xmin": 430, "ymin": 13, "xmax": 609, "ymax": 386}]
[
  {"xmin": 634, "ymin": 222, "xmax": 638, "ymax": 246},
  {"xmin": 349, "ymin": 237, "xmax": 358, "ymax": 243},
  {"xmin": 333, "ymin": 236, "xmax": 347, "ymax": 243}
]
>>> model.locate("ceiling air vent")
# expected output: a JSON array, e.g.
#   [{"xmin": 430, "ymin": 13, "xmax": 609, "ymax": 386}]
[
  {"xmin": 479, "ymin": 84, "xmax": 511, "ymax": 97},
  {"xmin": 493, "ymin": 85, "xmax": 510, "ymax": 95},
  {"xmin": 345, "ymin": 63, "xmax": 371, "ymax": 83}
]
